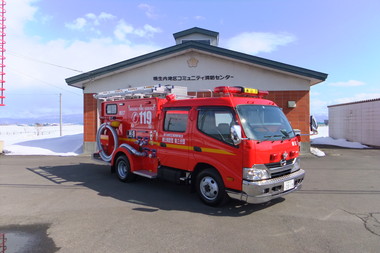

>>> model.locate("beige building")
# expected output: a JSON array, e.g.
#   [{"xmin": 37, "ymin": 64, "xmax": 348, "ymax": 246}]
[
  {"xmin": 66, "ymin": 27, "xmax": 328, "ymax": 153},
  {"xmin": 328, "ymin": 98, "xmax": 380, "ymax": 147}
]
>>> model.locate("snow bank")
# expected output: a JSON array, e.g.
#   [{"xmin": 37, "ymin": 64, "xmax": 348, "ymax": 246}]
[
  {"xmin": 310, "ymin": 147, "xmax": 326, "ymax": 157},
  {"xmin": 0, "ymin": 124, "xmax": 83, "ymax": 156},
  {"xmin": 311, "ymin": 137, "xmax": 369, "ymax": 149},
  {"xmin": 310, "ymin": 126, "xmax": 369, "ymax": 149}
]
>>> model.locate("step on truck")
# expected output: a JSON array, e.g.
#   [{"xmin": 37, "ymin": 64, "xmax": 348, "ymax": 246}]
[{"xmin": 94, "ymin": 85, "xmax": 305, "ymax": 206}]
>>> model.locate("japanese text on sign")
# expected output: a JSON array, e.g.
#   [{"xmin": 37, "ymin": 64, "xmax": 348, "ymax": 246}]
[
  {"xmin": 162, "ymin": 133, "xmax": 186, "ymax": 145},
  {"xmin": 153, "ymin": 75, "xmax": 234, "ymax": 82}
]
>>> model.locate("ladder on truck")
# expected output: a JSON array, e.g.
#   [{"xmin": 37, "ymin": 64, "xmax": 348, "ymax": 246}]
[{"xmin": 94, "ymin": 84, "xmax": 189, "ymax": 100}]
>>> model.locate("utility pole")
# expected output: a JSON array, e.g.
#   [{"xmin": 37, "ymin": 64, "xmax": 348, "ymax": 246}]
[{"xmin": 60, "ymin": 93, "xmax": 62, "ymax": 136}]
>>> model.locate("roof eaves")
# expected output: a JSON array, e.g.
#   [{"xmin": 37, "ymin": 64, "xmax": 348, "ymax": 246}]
[{"xmin": 328, "ymin": 97, "xmax": 380, "ymax": 108}]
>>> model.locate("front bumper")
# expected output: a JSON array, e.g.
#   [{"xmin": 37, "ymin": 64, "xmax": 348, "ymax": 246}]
[{"xmin": 227, "ymin": 169, "xmax": 305, "ymax": 204}]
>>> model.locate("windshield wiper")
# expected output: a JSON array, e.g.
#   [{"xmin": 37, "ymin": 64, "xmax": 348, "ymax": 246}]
[
  {"xmin": 280, "ymin": 129, "xmax": 291, "ymax": 138},
  {"xmin": 259, "ymin": 130, "xmax": 293, "ymax": 143},
  {"xmin": 259, "ymin": 134, "xmax": 282, "ymax": 143}
]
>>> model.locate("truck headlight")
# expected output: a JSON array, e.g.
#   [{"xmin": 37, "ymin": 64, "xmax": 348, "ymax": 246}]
[{"xmin": 243, "ymin": 165, "xmax": 269, "ymax": 181}]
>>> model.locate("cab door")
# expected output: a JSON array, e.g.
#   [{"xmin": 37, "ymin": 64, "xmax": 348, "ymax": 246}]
[
  {"xmin": 191, "ymin": 106, "xmax": 243, "ymax": 190},
  {"xmin": 156, "ymin": 107, "xmax": 191, "ymax": 170}
]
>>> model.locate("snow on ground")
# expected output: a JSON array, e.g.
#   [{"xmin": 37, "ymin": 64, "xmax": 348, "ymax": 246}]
[
  {"xmin": 310, "ymin": 125, "xmax": 369, "ymax": 157},
  {"xmin": 310, "ymin": 126, "xmax": 369, "ymax": 149},
  {"xmin": 0, "ymin": 124, "xmax": 83, "ymax": 156}
]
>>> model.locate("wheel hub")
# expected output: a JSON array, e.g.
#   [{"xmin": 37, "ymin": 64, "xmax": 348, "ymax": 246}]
[
  {"xmin": 118, "ymin": 161, "xmax": 127, "ymax": 178},
  {"xmin": 200, "ymin": 176, "xmax": 219, "ymax": 200}
]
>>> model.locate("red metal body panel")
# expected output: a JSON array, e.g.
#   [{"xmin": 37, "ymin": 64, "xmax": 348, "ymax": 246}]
[{"xmin": 243, "ymin": 139, "xmax": 300, "ymax": 167}]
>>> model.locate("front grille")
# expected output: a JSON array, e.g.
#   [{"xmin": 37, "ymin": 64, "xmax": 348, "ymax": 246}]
[
  {"xmin": 265, "ymin": 158, "xmax": 294, "ymax": 169},
  {"xmin": 271, "ymin": 169, "xmax": 292, "ymax": 178},
  {"xmin": 265, "ymin": 158, "xmax": 296, "ymax": 179}
]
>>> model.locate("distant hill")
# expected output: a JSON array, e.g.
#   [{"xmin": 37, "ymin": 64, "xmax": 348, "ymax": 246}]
[
  {"xmin": 0, "ymin": 114, "xmax": 83, "ymax": 125},
  {"xmin": 312, "ymin": 113, "xmax": 328, "ymax": 124}
]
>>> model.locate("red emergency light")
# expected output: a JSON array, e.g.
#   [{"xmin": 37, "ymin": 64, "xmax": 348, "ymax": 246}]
[{"xmin": 214, "ymin": 86, "xmax": 269, "ymax": 98}]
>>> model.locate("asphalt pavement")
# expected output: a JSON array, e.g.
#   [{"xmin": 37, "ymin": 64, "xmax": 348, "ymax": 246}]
[{"xmin": 0, "ymin": 147, "xmax": 379, "ymax": 253}]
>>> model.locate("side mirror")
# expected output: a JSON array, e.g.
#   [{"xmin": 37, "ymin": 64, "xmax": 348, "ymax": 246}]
[
  {"xmin": 310, "ymin": 115, "xmax": 318, "ymax": 134},
  {"xmin": 231, "ymin": 125, "xmax": 242, "ymax": 145}
]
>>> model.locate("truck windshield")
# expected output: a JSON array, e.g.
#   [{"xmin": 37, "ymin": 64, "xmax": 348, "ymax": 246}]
[{"xmin": 236, "ymin": 105, "xmax": 295, "ymax": 141}]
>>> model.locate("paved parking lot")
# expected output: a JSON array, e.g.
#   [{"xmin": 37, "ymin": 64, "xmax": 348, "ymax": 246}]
[{"xmin": 1, "ymin": 147, "xmax": 380, "ymax": 253}]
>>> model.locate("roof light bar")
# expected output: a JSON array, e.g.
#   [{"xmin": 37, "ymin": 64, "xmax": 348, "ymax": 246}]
[{"xmin": 214, "ymin": 86, "xmax": 269, "ymax": 97}]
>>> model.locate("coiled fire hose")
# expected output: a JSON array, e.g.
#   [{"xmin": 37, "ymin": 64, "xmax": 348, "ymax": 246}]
[{"xmin": 96, "ymin": 123, "xmax": 118, "ymax": 162}]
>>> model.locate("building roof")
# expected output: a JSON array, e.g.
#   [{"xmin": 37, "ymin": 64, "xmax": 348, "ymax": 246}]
[
  {"xmin": 328, "ymin": 97, "xmax": 380, "ymax": 108},
  {"xmin": 173, "ymin": 27, "xmax": 219, "ymax": 39},
  {"xmin": 66, "ymin": 40, "xmax": 328, "ymax": 89}
]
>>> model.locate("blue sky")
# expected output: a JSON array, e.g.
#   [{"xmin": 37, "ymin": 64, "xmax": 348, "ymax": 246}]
[{"xmin": 1, "ymin": 0, "xmax": 380, "ymax": 123}]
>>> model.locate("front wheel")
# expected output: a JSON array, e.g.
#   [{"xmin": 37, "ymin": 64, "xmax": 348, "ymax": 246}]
[
  {"xmin": 196, "ymin": 168, "xmax": 227, "ymax": 206},
  {"xmin": 115, "ymin": 155, "xmax": 136, "ymax": 182}
]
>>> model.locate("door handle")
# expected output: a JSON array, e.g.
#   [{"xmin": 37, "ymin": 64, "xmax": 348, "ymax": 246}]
[{"xmin": 193, "ymin": 146, "xmax": 202, "ymax": 152}]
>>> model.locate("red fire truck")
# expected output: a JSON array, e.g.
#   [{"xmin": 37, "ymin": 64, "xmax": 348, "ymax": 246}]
[{"xmin": 94, "ymin": 85, "xmax": 305, "ymax": 206}]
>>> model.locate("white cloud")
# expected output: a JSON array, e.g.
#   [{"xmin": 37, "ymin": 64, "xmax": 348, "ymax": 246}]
[
  {"xmin": 65, "ymin": 12, "xmax": 116, "ymax": 31},
  {"xmin": 194, "ymin": 16, "xmax": 206, "ymax": 20},
  {"xmin": 333, "ymin": 93, "xmax": 380, "ymax": 105},
  {"xmin": 329, "ymin": 80, "xmax": 365, "ymax": 87},
  {"xmin": 114, "ymin": 20, "xmax": 161, "ymax": 41},
  {"xmin": 98, "ymin": 12, "xmax": 116, "ymax": 20},
  {"xmin": 138, "ymin": 3, "xmax": 159, "ymax": 19},
  {"xmin": 225, "ymin": 32, "xmax": 296, "ymax": 55},
  {"xmin": 65, "ymin": 17, "xmax": 87, "ymax": 30},
  {"xmin": 140, "ymin": 24, "xmax": 162, "ymax": 37},
  {"xmin": 85, "ymin": 12, "xmax": 116, "ymax": 26},
  {"xmin": 85, "ymin": 13, "xmax": 97, "ymax": 20},
  {"xmin": 114, "ymin": 20, "xmax": 134, "ymax": 42},
  {"xmin": 6, "ymin": 0, "xmax": 38, "ymax": 35}
]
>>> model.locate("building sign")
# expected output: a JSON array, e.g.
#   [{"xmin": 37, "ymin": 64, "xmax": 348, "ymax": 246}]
[{"xmin": 153, "ymin": 75, "xmax": 234, "ymax": 81}]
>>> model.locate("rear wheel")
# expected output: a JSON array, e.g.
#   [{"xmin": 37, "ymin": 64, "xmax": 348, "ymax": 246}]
[
  {"xmin": 115, "ymin": 155, "xmax": 136, "ymax": 182},
  {"xmin": 196, "ymin": 168, "xmax": 227, "ymax": 206}
]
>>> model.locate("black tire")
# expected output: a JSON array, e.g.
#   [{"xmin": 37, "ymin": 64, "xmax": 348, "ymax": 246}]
[
  {"xmin": 115, "ymin": 155, "xmax": 136, "ymax": 182},
  {"xmin": 196, "ymin": 168, "xmax": 227, "ymax": 206}
]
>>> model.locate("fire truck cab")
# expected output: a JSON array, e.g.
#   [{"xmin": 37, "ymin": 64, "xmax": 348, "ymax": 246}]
[{"xmin": 95, "ymin": 85, "xmax": 305, "ymax": 206}]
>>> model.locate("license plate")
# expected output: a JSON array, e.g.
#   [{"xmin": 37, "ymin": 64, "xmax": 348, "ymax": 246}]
[{"xmin": 284, "ymin": 179, "xmax": 295, "ymax": 191}]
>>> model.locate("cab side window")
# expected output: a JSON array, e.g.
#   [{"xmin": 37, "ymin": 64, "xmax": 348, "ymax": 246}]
[
  {"xmin": 164, "ymin": 109, "xmax": 189, "ymax": 132},
  {"xmin": 198, "ymin": 108, "xmax": 234, "ymax": 145}
]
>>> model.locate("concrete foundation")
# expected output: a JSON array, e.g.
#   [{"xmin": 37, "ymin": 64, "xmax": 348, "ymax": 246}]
[{"xmin": 84, "ymin": 141, "xmax": 97, "ymax": 155}]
